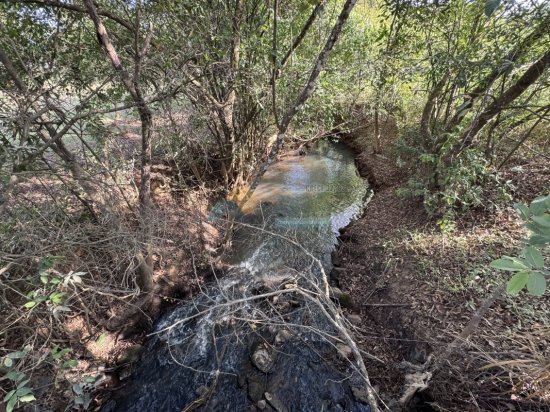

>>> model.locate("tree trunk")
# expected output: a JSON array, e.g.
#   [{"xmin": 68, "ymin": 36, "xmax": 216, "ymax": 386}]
[
  {"xmin": 450, "ymin": 48, "xmax": 550, "ymax": 159},
  {"xmin": 239, "ymin": 0, "xmax": 357, "ymax": 206},
  {"xmin": 83, "ymin": 0, "xmax": 154, "ymax": 292},
  {"xmin": 373, "ymin": 106, "xmax": 381, "ymax": 153},
  {"xmin": 445, "ymin": 16, "xmax": 549, "ymax": 132},
  {"xmin": 420, "ymin": 77, "xmax": 447, "ymax": 146},
  {"xmin": 277, "ymin": 1, "xmax": 324, "ymax": 76},
  {"xmin": 498, "ymin": 108, "xmax": 550, "ymax": 169},
  {"xmin": 227, "ymin": 0, "xmax": 244, "ymax": 188},
  {"xmin": 0, "ymin": 48, "xmax": 99, "ymax": 212},
  {"xmin": 266, "ymin": 0, "xmax": 358, "ymax": 166}
]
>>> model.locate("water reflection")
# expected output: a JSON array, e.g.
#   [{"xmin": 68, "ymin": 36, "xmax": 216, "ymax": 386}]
[{"xmin": 220, "ymin": 140, "xmax": 368, "ymax": 273}]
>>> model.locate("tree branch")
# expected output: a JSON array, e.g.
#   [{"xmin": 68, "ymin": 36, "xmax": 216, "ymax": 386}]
[{"xmin": 12, "ymin": 0, "xmax": 135, "ymax": 32}]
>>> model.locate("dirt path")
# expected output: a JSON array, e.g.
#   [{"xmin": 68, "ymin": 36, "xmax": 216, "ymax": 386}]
[{"xmin": 332, "ymin": 133, "xmax": 550, "ymax": 411}]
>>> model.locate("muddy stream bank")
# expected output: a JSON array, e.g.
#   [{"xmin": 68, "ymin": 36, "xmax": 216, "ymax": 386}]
[{"xmin": 101, "ymin": 140, "xmax": 377, "ymax": 412}]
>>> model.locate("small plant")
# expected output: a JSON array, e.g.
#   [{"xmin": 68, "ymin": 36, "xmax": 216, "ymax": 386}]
[
  {"xmin": 1, "ymin": 349, "xmax": 35, "ymax": 412},
  {"xmin": 50, "ymin": 345, "xmax": 79, "ymax": 369},
  {"xmin": 491, "ymin": 195, "xmax": 550, "ymax": 296},
  {"xmin": 72, "ymin": 375, "xmax": 98, "ymax": 410},
  {"xmin": 23, "ymin": 255, "xmax": 84, "ymax": 320}
]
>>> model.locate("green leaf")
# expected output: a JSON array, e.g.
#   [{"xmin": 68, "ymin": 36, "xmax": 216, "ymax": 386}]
[
  {"xmin": 527, "ymin": 222, "xmax": 550, "ymax": 236},
  {"xmin": 506, "ymin": 271, "xmax": 529, "ymax": 294},
  {"xmin": 6, "ymin": 351, "xmax": 26, "ymax": 359},
  {"xmin": 4, "ymin": 389, "xmax": 15, "ymax": 403},
  {"xmin": 514, "ymin": 203, "xmax": 530, "ymax": 220},
  {"xmin": 485, "ymin": 0, "xmax": 501, "ymax": 17},
  {"xmin": 40, "ymin": 274, "xmax": 49, "ymax": 284},
  {"xmin": 72, "ymin": 384, "xmax": 84, "ymax": 395},
  {"xmin": 17, "ymin": 379, "xmax": 30, "ymax": 389},
  {"xmin": 526, "ymin": 272, "xmax": 546, "ymax": 296},
  {"xmin": 84, "ymin": 376, "xmax": 96, "ymax": 384},
  {"xmin": 4, "ymin": 371, "xmax": 19, "ymax": 381},
  {"xmin": 531, "ymin": 215, "xmax": 550, "ymax": 228},
  {"xmin": 48, "ymin": 291, "xmax": 64, "ymax": 305},
  {"xmin": 23, "ymin": 301, "xmax": 36, "ymax": 309},
  {"xmin": 6, "ymin": 392, "xmax": 17, "ymax": 412},
  {"xmin": 62, "ymin": 359, "xmax": 78, "ymax": 369},
  {"xmin": 15, "ymin": 373, "xmax": 26, "ymax": 383},
  {"xmin": 523, "ymin": 247, "xmax": 544, "ymax": 269},
  {"xmin": 52, "ymin": 347, "xmax": 72, "ymax": 360},
  {"xmin": 530, "ymin": 196, "xmax": 549, "ymax": 216},
  {"xmin": 490, "ymin": 257, "xmax": 528, "ymax": 272},
  {"xmin": 96, "ymin": 333, "xmax": 106, "ymax": 347},
  {"xmin": 529, "ymin": 234, "xmax": 550, "ymax": 247},
  {"xmin": 16, "ymin": 386, "xmax": 32, "ymax": 397},
  {"xmin": 19, "ymin": 394, "xmax": 36, "ymax": 403},
  {"xmin": 39, "ymin": 255, "xmax": 64, "ymax": 271}
]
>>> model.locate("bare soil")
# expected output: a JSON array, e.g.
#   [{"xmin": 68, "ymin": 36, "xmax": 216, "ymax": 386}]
[{"xmin": 332, "ymin": 130, "xmax": 550, "ymax": 411}]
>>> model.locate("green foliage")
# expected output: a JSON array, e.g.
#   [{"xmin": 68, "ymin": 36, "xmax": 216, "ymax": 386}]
[
  {"xmin": 23, "ymin": 256, "xmax": 84, "ymax": 318},
  {"xmin": 491, "ymin": 195, "xmax": 550, "ymax": 296},
  {"xmin": 1, "ymin": 349, "xmax": 35, "ymax": 412},
  {"xmin": 0, "ymin": 343, "xmax": 80, "ymax": 412},
  {"xmin": 50, "ymin": 345, "xmax": 79, "ymax": 369},
  {"xmin": 397, "ymin": 127, "xmax": 508, "ymax": 230},
  {"xmin": 71, "ymin": 375, "xmax": 98, "ymax": 409}
]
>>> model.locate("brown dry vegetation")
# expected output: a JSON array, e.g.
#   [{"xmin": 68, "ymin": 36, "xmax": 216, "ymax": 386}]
[
  {"xmin": 332, "ymin": 118, "xmax": 550, "ymax": 411},
  {"xmin": 0, "ymin": 123, "xmax": 227, "ymax": 410}
]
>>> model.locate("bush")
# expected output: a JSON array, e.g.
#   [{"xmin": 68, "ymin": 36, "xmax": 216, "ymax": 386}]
[{"xmin": 396, "ymin": 126, "xmax": 511, "ymax": 230}]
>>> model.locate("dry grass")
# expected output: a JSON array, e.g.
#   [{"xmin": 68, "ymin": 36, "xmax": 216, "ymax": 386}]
[{"xmin": 0, "ymin": 157, "xmax": 214, "ymax": 411}]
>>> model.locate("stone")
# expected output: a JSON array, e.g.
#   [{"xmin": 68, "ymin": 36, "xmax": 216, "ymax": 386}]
[
  {"xmin": 247, "ymin": 379, "xmax": 264, "ymax": 402},
  {"xmin": 251, "ymin": 345, "xmax": 275, "ymax": 373},
  {"xmin": 331, "ymin": 251, "xmax": 342, "ymax": 266},
  {"xmin": 116, "ymin": 344, "xmax": 143, "ymax": 365},
  {"xmin": 329, "ymin": 288, "xmax": 355, "ymax": 309},
  {"xmin": 336, "ymin": 344, "xmax": 352, "ymax": 359},
  {"xmin": 351, "ymin": 386, "xmax": 371, "ymax": 404},
  {"xmin": 274, "ymin": 330, "xmax": 290, "ymax": 345},
  {"xmin": 337, "ymin": 293, "xmax": 355, "ymax": 309},
  {"xmin": 264, "ymin": 392, "xmax": 288, "ymax": 412},
  {"xmin": 330, "ymin": 267, "xmax": 346, "ymax": 281},
  {"xmin": 329, "ymin": 287, "xmax": 344, "ymax": 299},
  {"xmin": 347, "ymin": 314, "xmax": 362, "ymax": 326}
]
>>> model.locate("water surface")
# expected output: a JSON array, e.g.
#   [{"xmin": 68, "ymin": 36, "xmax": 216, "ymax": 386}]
[{"xmin": 228, "ymin": 140, "xmax": 368, "ymax": 272}]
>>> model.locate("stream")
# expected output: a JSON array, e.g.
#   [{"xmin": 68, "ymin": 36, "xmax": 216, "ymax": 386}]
[{"xmin": 103, "ymin": 140, "xmax": 372, "ymax": 412}]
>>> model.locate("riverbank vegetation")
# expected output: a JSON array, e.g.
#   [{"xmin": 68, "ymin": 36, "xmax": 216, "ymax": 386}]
[{"xmin": 1, "ymin": 0, "xmax": 548, "ymax": 410}]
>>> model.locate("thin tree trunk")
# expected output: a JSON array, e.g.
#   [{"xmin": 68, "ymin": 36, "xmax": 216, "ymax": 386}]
[
  {"xmin": 227, "ymin": 0, "xmax": 244, "ymax": 188},
  {"xmin": 0, "ymin": 48, "xmax": 99, "ymax": 211},
  {"xmin": 451, "ymin": 48, "xmax": 550, "ymax": 159},
  {"xmin": 420, "ymin": 77, "xmax": 447, "ymax": 146},
  {"xmin": 83, "ymin": 0, "xmax": 154, "ymax": 292},
  {"xmin": 238, "ymin": 0, "xmax": 358, "ymax": 207},
  {"xmin": 498, "ymin": 108, "xmax": 550, "ymax": 169},
  {"xmin": 266, "ymin": 0, "xmax": 358, "ymax": 166},
  {"xmin": 373, "ymin": 105, "xmax": 381, "ymax": 153},
  {"xmin": 445, "ymin": 16, "xmax": 549, "ymax": 132},
  {"xmin": 276, "ymin": 1, "xmax": 324, "ymax": 76}
]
